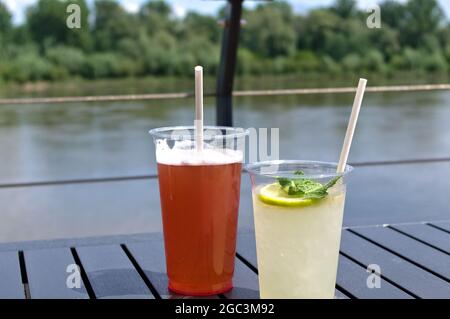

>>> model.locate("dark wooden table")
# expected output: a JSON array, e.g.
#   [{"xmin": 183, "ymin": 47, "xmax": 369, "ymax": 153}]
[{"xmin": 0, "ymin": 221, "xmax": 449, "ymax": 299}]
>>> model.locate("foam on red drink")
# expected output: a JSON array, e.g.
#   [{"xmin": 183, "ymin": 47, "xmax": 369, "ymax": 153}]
[{"xmin": 156, "ymin": 140, "xmax": 243, "ymax": 295}]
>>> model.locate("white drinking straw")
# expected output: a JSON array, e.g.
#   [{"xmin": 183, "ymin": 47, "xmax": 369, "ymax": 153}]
[
  {"xmin": 337, "ymin": 78, "xmax": 367, "ymax": 173},
  {"xmin": 194, "ymin": 66, "xmax": 204, "ymax": 152}
]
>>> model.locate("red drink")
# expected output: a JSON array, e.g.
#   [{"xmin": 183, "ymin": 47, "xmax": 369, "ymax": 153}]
[
  {"xmin": 150, "ymin": 126, "xmax": 247, "ymax": 295},
  {"xmin": 157, "ymin": 160, "xmax": 242, "ymax": 295}
]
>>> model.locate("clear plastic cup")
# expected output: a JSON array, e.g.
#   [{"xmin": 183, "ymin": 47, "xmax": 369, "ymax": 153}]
[
  {"xmin": 149, "ymin": 126, "xmax": 248, "ymax": 295},
  {"xmin": 246, "ymin": 160, "xmax": 353, "ymax": 299}
]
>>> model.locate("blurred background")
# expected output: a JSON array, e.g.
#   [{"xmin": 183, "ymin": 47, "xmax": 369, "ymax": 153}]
[{"xmin": 0, "ymin": 0, "xmax": 449, "ymax": 243}]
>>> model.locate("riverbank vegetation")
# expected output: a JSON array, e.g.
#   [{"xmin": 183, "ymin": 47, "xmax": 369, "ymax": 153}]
[{"xmin": 0, "ymin": 0, "xmax": 449, "ymax": 83}]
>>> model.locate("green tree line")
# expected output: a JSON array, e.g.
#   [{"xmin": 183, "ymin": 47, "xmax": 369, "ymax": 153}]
[{"xmin": 0, "ymin": 0, "xmax": 449, "ymax": 83}]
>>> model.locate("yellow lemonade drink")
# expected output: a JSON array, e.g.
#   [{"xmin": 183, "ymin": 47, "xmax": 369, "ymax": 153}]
[{"xmin": 247, "ymin": 161, "xmax": 352, "ymax": 299}]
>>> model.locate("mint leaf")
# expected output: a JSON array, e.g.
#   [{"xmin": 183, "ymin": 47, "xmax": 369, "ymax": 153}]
[
  {"xmin": 294, "ymin": 179, "xmax": 323, "ymax": 193},
  {"xmin": 276, "ymin": 178, "xmax": 305, "ymax": 196},
  {"xmin": 277, "ymin": 175, "xmax": 342, "ymax": 200},
  {"xmin": 323, "ymin": 176, "xmax": 342, "ymax": 190},
  {"xmin": 277, "ymin": 177, "xmax": 291, "ymax": 188},
  {"xmin": 294, "ymin": 170, "xmax": 304, "ymax": 175},
  {"xmin": 302, "ymin": 176, "xmax": 342, "ymax": 200},
  {"xmin": 301, "ymin": 189, "xmax": 328, "ymax": 199}
]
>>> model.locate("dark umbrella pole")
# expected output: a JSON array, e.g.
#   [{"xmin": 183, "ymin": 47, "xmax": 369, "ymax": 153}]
[{"xmin": 216, "ymin": 0, "xmax": 243, "ymax": 127}]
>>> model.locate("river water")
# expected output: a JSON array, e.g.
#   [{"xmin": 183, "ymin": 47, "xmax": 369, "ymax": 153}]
[{"xmin": 1, "ymin": 76, "xmax": 449, "ymax": 242}]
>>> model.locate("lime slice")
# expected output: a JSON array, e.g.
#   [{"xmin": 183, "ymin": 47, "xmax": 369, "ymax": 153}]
[{"xmin": 258, "ymin": 183, "xmax": 316, "ymax": 207}]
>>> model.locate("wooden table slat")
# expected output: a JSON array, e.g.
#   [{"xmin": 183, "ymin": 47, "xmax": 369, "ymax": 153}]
[
  {"xmin": 340, "ymin": 230, "xmax": 450, "ymax": 298},
  {"xmin": 236, "ymin": 232, "xmax": 257, "ymax": 267},
  {"xmin": 223, "ymin": 258, "xmax": 259, "ymax": 299},
  {"xmin": 334, "ymin": 289, "xmax": 350, "ymax": 299},
  {"xmin": 390, "ymin": 224, "xmax": 450, "ymax": 254},
  {"xmin": 1, "ymin": 221, "xmax": 449, "ymax": 299},
  {"xmin": 336, "ymin": 255, "xmax": 413, "ymax": 299},
  {"xmin": 126, "ymin": 240, "xmax": 220, "ymax": 299},
  {"xmin": 126, "ymin": 240, "xmax": 177, "ymax": 299},
  {"xmin": 430, "ymin": 221, "xmax": 450, "ymax": 233},
  {"xmin": 76, "ymin": 244, "xmax": 154, "ymax": 299},
  {"xmin": 0, "ymin": 251, "xmax": 24, "ymax": 299},
  {"xmin": 237, "ymin": 232, "xmax": 354, "ymax": 299},
  {"xmin": 25, "ymin": 248, "xmax": 89, "ymax": 299},
  {"xmin": 351, "ymin": 226, "xmax": 450, "ymax": 281}
]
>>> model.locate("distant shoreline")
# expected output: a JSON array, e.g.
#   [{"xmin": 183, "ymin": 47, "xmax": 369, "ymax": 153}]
[{"xmin": 1, "ymin": 72, "xmax": 450, "ymax": 99}]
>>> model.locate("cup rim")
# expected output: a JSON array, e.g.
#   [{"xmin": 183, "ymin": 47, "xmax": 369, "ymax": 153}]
[
  {"xmin": 245, "ymin": 160, "xmax": 353, "ymax": 180},
  {"xmin": 149, "ymin": 125, "xmax": 249, "ymax": 140}
]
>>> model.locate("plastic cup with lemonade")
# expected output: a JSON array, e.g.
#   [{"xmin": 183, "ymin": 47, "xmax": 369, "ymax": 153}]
[{"xmin": 246, "ymin": 160, "xmax": 352, "ymax": 299}]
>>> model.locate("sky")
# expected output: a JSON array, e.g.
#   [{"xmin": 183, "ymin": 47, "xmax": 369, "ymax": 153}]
[{"xmin": 3, "ymin": 0, "xmax": 450, "ymax": 24}]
